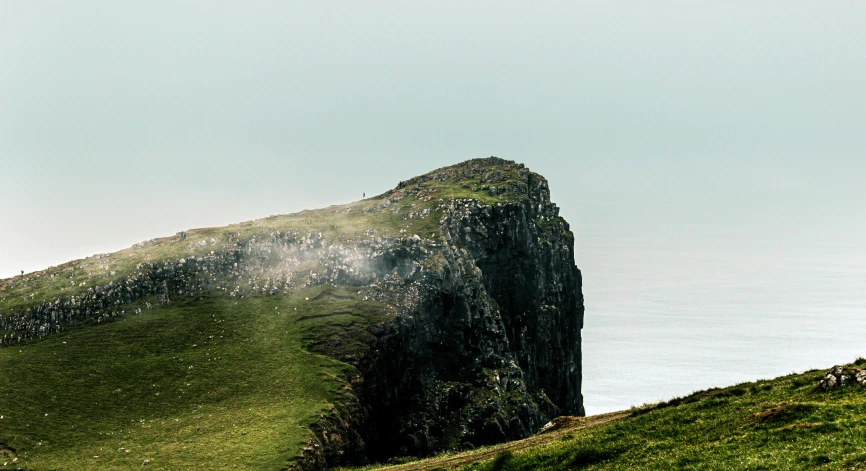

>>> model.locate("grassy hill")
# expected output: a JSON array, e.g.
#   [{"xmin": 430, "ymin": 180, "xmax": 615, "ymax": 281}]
[
  {"xmin": 1, "ymin": 158, "xmax": 581, "ymax": 470},
  {"xmin": 345, "ymin": 359, "xmax": 866, "ymax": 471},
  {"xmin": 4, "ymin": 157, "xmax": 862, "ymax": 470},
  {"xmin": 0, "ymin": 288, "xmax": 375, "ymax": 470}
]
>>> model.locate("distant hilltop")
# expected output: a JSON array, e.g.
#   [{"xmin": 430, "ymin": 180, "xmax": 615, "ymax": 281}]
[{"xmin": 0, "ymin": 157, "xmax": 584, "ymax": 470}]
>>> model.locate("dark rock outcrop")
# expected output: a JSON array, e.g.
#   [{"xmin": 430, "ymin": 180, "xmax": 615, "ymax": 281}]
[
  {"xmin": 818, "ymin": 365, "xmax": 866, "ymax": 391},
  {"xmin": 352, "ymin": 175, "xmax": 584, "ymax": 463}
]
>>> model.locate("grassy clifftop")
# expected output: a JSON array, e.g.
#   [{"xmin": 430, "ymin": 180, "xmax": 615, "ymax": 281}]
[{"xmin": 0, "ymin": 157, "xmax": 543, "ymax": 320}]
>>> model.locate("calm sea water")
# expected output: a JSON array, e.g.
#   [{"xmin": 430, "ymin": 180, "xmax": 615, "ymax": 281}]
[{"xmin": 579, "ymin": 226, "xmax": 866, "ymax": 415}]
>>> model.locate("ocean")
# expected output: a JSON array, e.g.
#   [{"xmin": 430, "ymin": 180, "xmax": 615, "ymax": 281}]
[{"xmin": 578, "ymin": 225, "xmax": 866, "ymax": 415}]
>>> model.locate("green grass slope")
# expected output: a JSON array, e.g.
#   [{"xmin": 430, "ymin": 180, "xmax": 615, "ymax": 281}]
[
  {"xmin": 0, "ymin": 286, "xmax": 385, "ymax": 470},
  {"xmin": 350, "ymin": 359, "xmax": 866, "ymax": 471}
]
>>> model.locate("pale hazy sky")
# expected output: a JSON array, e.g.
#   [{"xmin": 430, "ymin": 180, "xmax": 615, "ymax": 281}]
[{"xmin": 2, "ymin": 1, "xmax": 865, "ymax": 278}]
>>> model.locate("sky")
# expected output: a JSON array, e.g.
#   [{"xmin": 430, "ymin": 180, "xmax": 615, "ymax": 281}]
[
  {"xmin": 2, "ymin": 1, "xmax": 866, "ymax": 412},
  {"xmin": 2, "ymin": 1, "xmax": 865, "ymax": 278}
]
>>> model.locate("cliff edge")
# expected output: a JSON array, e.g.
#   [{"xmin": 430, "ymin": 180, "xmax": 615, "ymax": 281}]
[{"xmin": 0, "ymin": 157, "xmax": 584, "ymax": 469}]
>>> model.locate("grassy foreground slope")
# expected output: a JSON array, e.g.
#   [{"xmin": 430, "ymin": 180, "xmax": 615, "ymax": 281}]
[
  {"xmin": 0, "ymin": 286, "xmax": 384, "ymax": 470},
  {"xmin": 352, "ymin": 359, "xmax": 866, "ymax": 471}
]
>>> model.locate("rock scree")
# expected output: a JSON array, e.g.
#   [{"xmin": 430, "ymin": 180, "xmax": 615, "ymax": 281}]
[{"xmin": 818, "ymin": 365, "xmax": 866, "ymax": 391}]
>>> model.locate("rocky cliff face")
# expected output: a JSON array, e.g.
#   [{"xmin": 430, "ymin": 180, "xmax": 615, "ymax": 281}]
[
  {"xmin": 0, "ymin": 157, "xmax": 584, "ymax": 469},
  {"xmin": 296, "ymin": 159, "xmax": 585, "ymax": 467},
  {"xmin": 352, "ymin": 173, "xmax": 584, "ymax": 463}
]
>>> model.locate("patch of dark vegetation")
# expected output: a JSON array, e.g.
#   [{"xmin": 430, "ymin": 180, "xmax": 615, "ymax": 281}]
[
  {"xmin": 842, "ymin": 452, "xmax": 866, "ymax": 468},
  {"xmin": 753, "ymin": 403, "xmax": 817, "ymax": 425},
  {"xmin": 0, "ymin": 441, "xmax": 17, "ymax": 457},
  {"xmin": 632, "ymin": 385, "xmax": 749, "ymax": 416},
  {"xmin": 671, "ymin": 413, "xmax": 700, "ymax": 424},
  {"xmin": 488, "ymin": 451, "xmax": 513, "ymax": 471},
  {"xmin": 477, "ymin": 444, "xmax": 626, "ymax": 471},
  {"xmin": 386, "ymin": 455, "xmax": 419, "ymax": 465},
  {"xmin": 781, "ymin": 422, "xmax": 840, "ymax": 434},
  {"xmin": 749, "ymin": 383, "xmax": 774, "ymax": 394},
  {"xmin": 674, "ymin": 455, "xmax": 703, "ymax": 468},
  {"xmin": 296, "ymin": 311, "xmax": 362, "ymax": 322},
  {"xmin": 789, "ymin": 375, "xmax": 818, "ymax": 389},
  {"xmin": 311, "ymin": 291, "xmax": 354, "ymax": 301},
  {"xmin": 790, "ymin": 422, "xmax": 822, "ymax": 429},
  {"xmin": 798, "ymin": 454, "xmax": 832, "ymax": 465},
  {"xmin": 563, "ymin": 445, "xmax": 626, "ymax": 467},
  {"xmin": 693, "ymin": 397, "xmax": 730, "ymax": 410}
]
